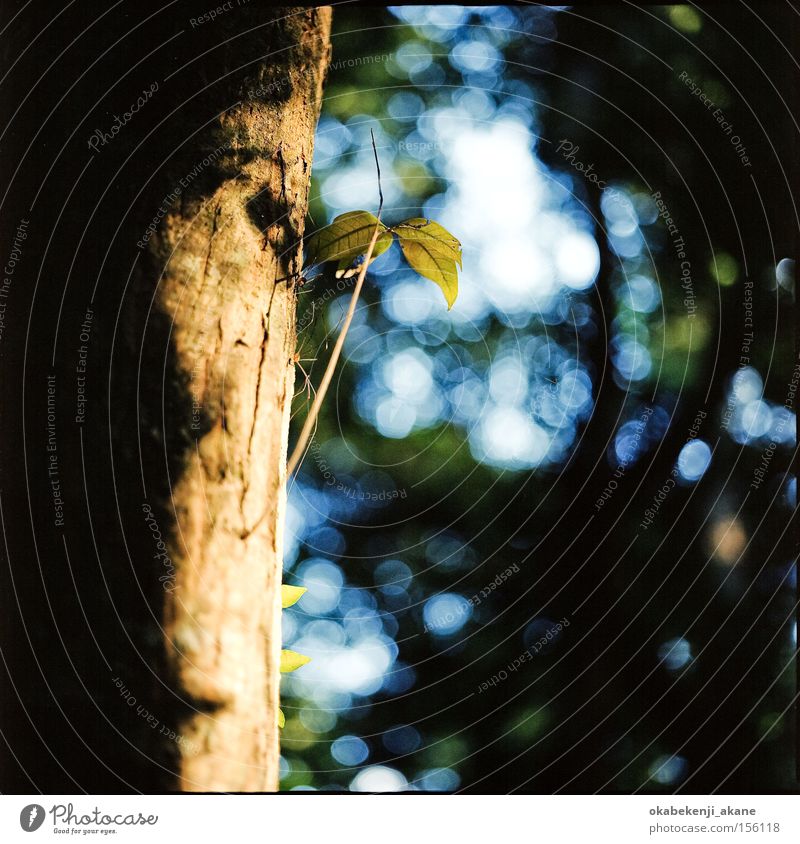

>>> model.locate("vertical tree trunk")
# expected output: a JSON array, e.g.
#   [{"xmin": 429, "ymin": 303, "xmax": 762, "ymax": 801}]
[
  {"xmin": 136, "ymin": 8, "xmax": 331, "ymax": 791},
  {"xmin": 0, "ymin": 4, "xmax": 331, "ymax": 794}
]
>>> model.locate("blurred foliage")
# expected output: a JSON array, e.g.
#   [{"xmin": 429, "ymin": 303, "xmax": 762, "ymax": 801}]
[{"xmin": 282, "ymin": 5, "xmax": 797, "ymax": 793}]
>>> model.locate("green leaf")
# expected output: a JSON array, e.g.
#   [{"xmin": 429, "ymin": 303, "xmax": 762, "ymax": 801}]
[
  {"xmin": 398, "ymin": 239, "xmax": 460, "ymax": 309},
  {"xmin": 280, "ymin": 649, "xmax": 311, "ymax": 673},
  {"xmin": 281, "ymin": 585, "xmax": 307, "ymax": 609},
  {"xmin": 394, "ymin": 218, "xmax": 462, "ymax": 268},
  {"xmin": 305, "ymin": 210, "xmax": 393, "ymax": 270},
  {"xmin": 278, "ymin": 708, "xmax": 285, "ymax": 729}
]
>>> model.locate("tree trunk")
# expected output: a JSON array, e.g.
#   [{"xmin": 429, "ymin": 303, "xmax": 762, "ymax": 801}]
[
  {"xmin": 0, "ymin": 4, "xmax": 331, "ymax": 794},
  {"xmin": 140, "ymin": 8, "xmax": 331, "ymax": 791}
]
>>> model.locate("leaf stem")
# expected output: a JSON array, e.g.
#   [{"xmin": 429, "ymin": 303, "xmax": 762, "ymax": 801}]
[{"xmin": 286, "ymin": 130, "xmax": 384, "ymax": 477}]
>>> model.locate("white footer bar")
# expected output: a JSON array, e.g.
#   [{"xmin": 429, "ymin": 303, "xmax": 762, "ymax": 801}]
[{"xmin": 1, "ymin": 794, "xmax": 797, "ymax": 843}]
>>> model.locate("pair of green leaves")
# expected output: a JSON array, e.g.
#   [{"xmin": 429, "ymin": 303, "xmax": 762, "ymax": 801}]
[
  {"xmin": 279, "ymin": 585, "xmax": 311, "ymax": 730},
  {"xmin": 305, "ymin": 211, "xmax": 462, "ymax": 309}
]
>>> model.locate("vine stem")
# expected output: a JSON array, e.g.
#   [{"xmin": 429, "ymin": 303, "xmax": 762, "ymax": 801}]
[{"xmin": 286, "ymin": 131, "xmax": 384, "ymax": 476}]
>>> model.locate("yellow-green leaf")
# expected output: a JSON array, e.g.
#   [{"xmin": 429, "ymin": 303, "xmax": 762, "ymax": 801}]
[
  {"xmin": 278, "ymin": 708, "xmax": 285, "ymax": 729},
  {"xmin": 280, "ymin": 649, "xmax": 311, "ymax": 673},
  {"xmin": 399, "ymin": 239, "xmax": 459, "ymax": 309},
  {"xmin": 281, "ymin": 585, "xmax": 307, "ymax": 609},
  {"xmin": 305, "ymin": 210, "xmax": 392, "ymax": 269},
  {"xmin": 394, "ymin": 218, "xmax": 462, "ymax": 268}
]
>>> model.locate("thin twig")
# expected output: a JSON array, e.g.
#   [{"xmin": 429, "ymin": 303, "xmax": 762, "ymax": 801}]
[{"xmin": 286, "ymin": 130, "xmax": 384, "ymax": 476}]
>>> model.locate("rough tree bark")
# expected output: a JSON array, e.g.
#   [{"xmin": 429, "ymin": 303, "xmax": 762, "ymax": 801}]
[
  {"xmin": 2, "ymin": 2, "xmax": 332, "ymax": 795},
  {"xmin": 136, "ymin": 8, "xmax": 331, "ymax": 791}
]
